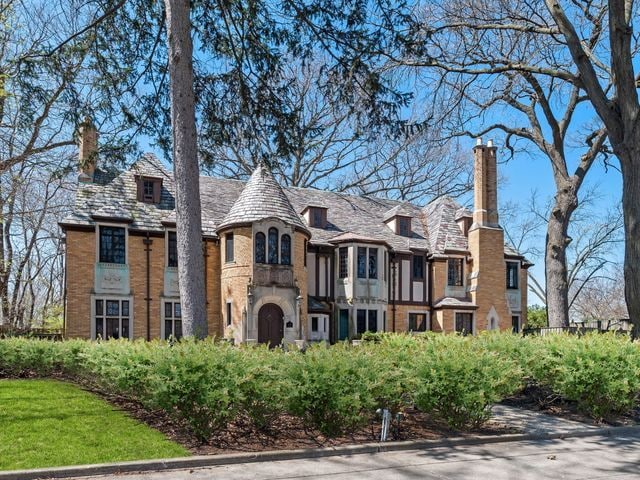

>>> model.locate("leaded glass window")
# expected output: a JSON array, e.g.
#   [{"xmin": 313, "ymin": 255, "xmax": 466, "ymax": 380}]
[
  {"xmin": 268, "ymin": 228, "xmax": 279, "ymax": 264},
  {"xmin": 368, "ymin": 248, "xmax": 378, "ymax": 279},
  {"xmin": 99, "ymin": 226, "xmax": 126, "ymax": 264},
  {"xmin": 357, "ymin": 247, "xmax": 367, "ymax": 278},
  {"xmin": 255, "ymin": 232, "xmax": 266, "ymax": 263},
  {"xmin": 167, "ymin": 231, "xmax": 178, "ymax": 267},
  {"xmin": 281, "ymin": 234, "xmax": 291, "ymax": 265}
]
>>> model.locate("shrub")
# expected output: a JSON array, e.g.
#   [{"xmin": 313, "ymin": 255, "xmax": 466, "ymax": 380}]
[
  {"xmin": 411, "ymin": 335, "xmax": 523, "ymax": 429},
  {"xmin": 531, "ymin": 333, "xmax": 640, "ymax": 419},
  {"xmin": 284, "ymin": 343, "xmax": 376, "ymax": 436}
]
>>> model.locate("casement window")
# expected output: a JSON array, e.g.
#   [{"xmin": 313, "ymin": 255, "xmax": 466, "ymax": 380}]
[
  {"xmin": 268, "ymin": 227, "xmax": 279, "ymax": 264},
  {"xmin": 255, "ymin": 232, "xmax": 266, "ymax": 263},
  {"xmin": 163, "ymin": 301, "xmax": 182, "ymax": 340},
  {"xmin": 412, "ymin": 255, "xmax": 424, "ymax": 280},
  {"xmin": 368, "ymin": 248, "xmax": 378, "ymax": 279},
  {"xmin": 356, "ymin": 309, "xmax": 378, "ymax": 335},
  {"xmin": 409, "ymin": 313, "xmax": 428, "ymax": 332},
  {"xmin": 357, "ymin": 247, "xmax": 378, "ymax": 279},
  {"xmin": 94, "ymin": 298, "xmax": 131, "ymax": 339},
  {"xmin": 226, "ymin": 301, "xmax": 232, "ymax": 327},
  {"xmin": 311, "ymin": 316, "xmax": 319, "ymax": 332},
  {"xmin": 455, "ymin": 312, "xmax": 473, "ymax": 336},
  {"xmin": 512, "ymin": 315, "xmax": 521, "ymax": 334},
  {"xmin": 338, "ymin": 247, "xmax": 348, "ymax": 278},
  {"xmin": 167, "ymin": 231, "xmax": 178, "ymax": 267},
  {"xmin": 99, "ymin": 226, "xmax": 126, "ymax": 264},
  {"xmin": 225, "ymin": 233, "xmax": 234, "ymax": 262},
  {"xmin": 357, "ymin": 247, "xmax": 367, "ymax": 278},
  {"xmin": 384, "ymin": 251, "xmax": 388, "ymax": 282},
  {"xmin": 398, "ymin": 217, "xmax": 411, "ymax": 237},
  {"xmin": 447, "ymin": 258, "xmax": 464, "ymax": 286},
  {"xmin": 506, "ymin": 261, "xmax": 519, "ymax": 289},
  {"xmin": 135, "ymin": 176, "xmax": 162, "ymax": 204},
  {"xmin": 281, "ymin": 234, "xmax": 291, "ymax": 265}
]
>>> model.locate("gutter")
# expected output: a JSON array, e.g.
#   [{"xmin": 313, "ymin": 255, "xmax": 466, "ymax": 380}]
[{"xmin": 143, "ymin": 233, "xmax": 153, "ymax": 341}]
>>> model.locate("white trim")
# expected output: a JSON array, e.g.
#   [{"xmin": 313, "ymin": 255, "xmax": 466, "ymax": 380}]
[
  {"xmin": 95, "ymin": 222, "xmax": 129, "ymax": 265},
  {"xmin": 160, "ymin": 297, "xmax": 181, "ymax": 340},
  {"xmin": 90, "ymin": 294, "xmax": 134, "ymax": 340}
]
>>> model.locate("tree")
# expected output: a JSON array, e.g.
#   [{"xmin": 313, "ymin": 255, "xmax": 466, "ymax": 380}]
[
  {"xmin": 379, "ymin": 0, "xmax": 617, "ymax": 327},
  {"xmin": 163, "ymin": 0, "xmax": 207, "ymax": 338},
  {"xmin": 572, "ymin": 265, "xmax": 628, "ymax": 327},
  {"xmin": 526, "ymin": 305, "xmax": 548, "ymax": 329},
  {"xmin": 543, "ymin": 0, "xmax": 640, "ymax": 337}
]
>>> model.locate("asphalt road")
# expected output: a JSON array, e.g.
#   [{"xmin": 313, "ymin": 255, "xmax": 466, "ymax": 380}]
[{"xmin": 81, "ymin": 431, "xmax": 640, "ymax": 480}]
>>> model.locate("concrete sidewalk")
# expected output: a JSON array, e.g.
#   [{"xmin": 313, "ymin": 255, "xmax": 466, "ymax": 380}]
[
  {"xmin": 490, "ymin": 404, "xmax": 601, "ymax": 435},
  {"xmin": 71, "ymin": 430, "xmax": 640, "ymax": 480}
]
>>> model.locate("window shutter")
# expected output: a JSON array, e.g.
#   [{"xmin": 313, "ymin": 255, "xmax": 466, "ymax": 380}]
[
  {"xmin": 153, "ymin": 180, "xmax": 162, "ymax": 203},
  {"xmin": 136, "ymin": 177, "xmax": 143, "ymax": 202}
]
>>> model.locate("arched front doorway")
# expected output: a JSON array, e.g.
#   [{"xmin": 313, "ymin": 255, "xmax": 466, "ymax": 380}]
[{"xmin": 258, "ymin": 303, "xmax": 284, "ymax": 347}]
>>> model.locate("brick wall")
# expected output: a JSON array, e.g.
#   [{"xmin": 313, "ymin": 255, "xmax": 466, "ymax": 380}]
[
  {"xmin": 129, "ymin": 233, "xmax": 164, "ymax": 340},
  {"xmin": 205, "ymin": 239, "xmax": 222, "ymax": 337},
  {"xmin": 294, "ymin": 231, "xmax": 309, "ymax": 336},
  {"xmin": 220, "ymin": 227, "xmax": 252, "ymax": 340},
  {"xmin": 65, "ymin": 229, "xmax": 94, "ymax": 338}
]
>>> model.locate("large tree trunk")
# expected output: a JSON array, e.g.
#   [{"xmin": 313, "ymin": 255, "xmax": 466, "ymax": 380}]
[
  {"xmin": 619, "ymin": 144, "xmax": 640, "ymax": 339},
  {"xmin": 545, "ymin": 184, "xmax": 578, "ymax": 328},
  {"xmin": 164, "ymin": 0, "xmax": 208, "ymax": 338}
]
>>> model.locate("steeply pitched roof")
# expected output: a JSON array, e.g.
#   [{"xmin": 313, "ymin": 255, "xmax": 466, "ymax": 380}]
[
  {"xmin": 62, "ymin": 154, "xmax": 527, "ymax": 260},
  {"xmin": 216, "ymin": 164, "xmax": 310, "ymax": 234},
  {"xmin": 423, "ymin": 196, "xmax": 469, "ymax": 252}
]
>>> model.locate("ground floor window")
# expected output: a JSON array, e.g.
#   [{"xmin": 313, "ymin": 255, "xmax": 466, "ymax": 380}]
[
  {"xmin": 408, "ymin": 312, "xmax": 429, "ymax": 332},
  {"xmin": 163, "ymin": 301, "xmax": 182, "ymax": 340},
  {"xmin": 94, "ymin": 298, "xmax": 131, "ymax": 339},
  {"xmin": 455, "ymin": 312, "xmax": 473, "ymax": 336},
  {"xmin": 356, "ymin": 309, "xmax": 378, "ymax": 335},
  {"xmin": 512, "ymin": 315, "xmax": 521, "ymax": 334}
]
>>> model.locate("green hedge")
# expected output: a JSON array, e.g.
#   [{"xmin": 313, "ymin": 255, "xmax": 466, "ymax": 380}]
[{"xmin": 1, "ymin": 332, "xmax": 638, "ymax": 440}]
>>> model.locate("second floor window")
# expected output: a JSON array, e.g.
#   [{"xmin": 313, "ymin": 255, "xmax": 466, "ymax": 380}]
[
  {"xmin": 339, "ymin": 247, "xmax": 348, "ymax": 278},
  {"xmin": 447, "ymin": 258, "xmax": 464, "ymax": 286},
  {"xmin": 225, "ymin": 233, "xmax": 234, "ymax": 262},
  {"xmin": 255, "ymin": 232, "xmax": 266, "ymax": 263},
  {"xmin": 413, "ymin": 255, "xmax": 424, "ymax": 280},
  {"xmin": 506, "ymin": 262, "xmax": 519, "ymax": 289},
  {"xmin": 357, "ymin": 246, "xmax": 378, "ymax": 279},
  {"xmin": 368, "ymin": 248, "xmax": 378, "ymax": 279},
  {"xmin": 357, "ymin": 247, "xmax": 367, "ymax": 278},
  {"xmin": 99, "ymin": 226, "xmax": 126, "ymax": 264},
  {"xmin": 281, "ymin": 234, "xmax": 291, "ymax": 265},
  {"xmin": 167, "ymin": 232, "xmax": 178, "ymax": 267},
  {"xmin": 268, "ymin": 227, "xmax": 279, "ymax": 264}
]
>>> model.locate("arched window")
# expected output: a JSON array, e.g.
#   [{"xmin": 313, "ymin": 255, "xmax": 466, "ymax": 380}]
[
  {"xmin": 281, "ymin": 234, "xmax": 291, "ymax": 265},
  {"xmin": 268, "ymin": 227, "xmax": 279, "ymax": 264},
  {"xmin": 255, "ymin": 232, "xmax": 266, "ymax": 263}
]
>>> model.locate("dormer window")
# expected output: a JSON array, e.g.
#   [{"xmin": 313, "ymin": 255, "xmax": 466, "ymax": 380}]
[
  {"xmin": 302, "ymin": 206, "xmax": 328, "ymax": 228},
  {"xmin": 136, "ymin": 176, "xmax": 162, "ymax": 204},
  {"xmin": 398, "ymin": 217, "xmax": 411, "ymax": 237}
]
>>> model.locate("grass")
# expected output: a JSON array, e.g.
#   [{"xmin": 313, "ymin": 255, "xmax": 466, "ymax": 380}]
[{"xmin": 0, "ymin": 379, "xmax": 189, "ymax": 471}]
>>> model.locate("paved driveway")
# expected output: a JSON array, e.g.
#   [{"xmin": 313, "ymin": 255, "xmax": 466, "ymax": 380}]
[{"xmin": 79, "ymin": 430, "xmax": 640, "ymax": 480}]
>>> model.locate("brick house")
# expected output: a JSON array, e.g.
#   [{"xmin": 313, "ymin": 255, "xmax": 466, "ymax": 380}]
[{"xmin": 60, "ymin": 122, "xmax": 531, "ymax": 344}]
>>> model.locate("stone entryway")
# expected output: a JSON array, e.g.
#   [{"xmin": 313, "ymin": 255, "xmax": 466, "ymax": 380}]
[{"xmin": 257, "ymin": 303, "xmax": 284, "ymax": 347}]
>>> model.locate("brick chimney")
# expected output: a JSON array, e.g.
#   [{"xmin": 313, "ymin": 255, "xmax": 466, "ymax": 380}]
[
  {"xmin": 472, "ymin": 138, "xmax": 499, "ymax": 228},
  {"xmin": 78, "ymin": 117, "xmax": 98, "ymax": 183}
]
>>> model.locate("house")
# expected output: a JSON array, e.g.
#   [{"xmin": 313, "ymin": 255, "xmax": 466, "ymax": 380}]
[{"xmin": 60, "ymin": 121, "xmax": 531, "ymax": 344}]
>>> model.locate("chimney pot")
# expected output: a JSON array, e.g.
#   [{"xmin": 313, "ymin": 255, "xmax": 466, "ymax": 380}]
[
  {"xmin": 487, "ymin": 139, "xmax": 494, "ymax": 147},
  {"xmin": 476, "ymin": 138, "xmax": 482, "ymax": 146}
]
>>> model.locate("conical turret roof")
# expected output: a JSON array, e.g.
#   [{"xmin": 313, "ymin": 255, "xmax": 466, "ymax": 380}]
[{"xmin": 216, "ymin": 164, "xmax": 310, "ymax": 234}]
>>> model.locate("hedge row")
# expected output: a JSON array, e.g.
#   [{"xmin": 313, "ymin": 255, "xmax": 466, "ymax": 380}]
[{"xmin": 0, "ymin": 332, "xmax": 638, "ymax": 441}]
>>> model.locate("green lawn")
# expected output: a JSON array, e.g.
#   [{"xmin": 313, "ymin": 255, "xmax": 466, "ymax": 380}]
[{"xmin": 0, "ymin": 379, "xmax": 189, "ymax": 471}]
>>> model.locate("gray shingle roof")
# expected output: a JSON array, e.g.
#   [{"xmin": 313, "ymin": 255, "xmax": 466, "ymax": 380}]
[
  {"xmin": 62, "ymin": 155, "xmax": 526, "ymax": 259},
  {"xmin": 217, "ymin": 164, "xmax": 309, "ymax": 234}
]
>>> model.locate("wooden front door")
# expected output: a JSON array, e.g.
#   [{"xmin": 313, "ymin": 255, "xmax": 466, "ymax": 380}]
[{"xmin": 258, "ymin": 303, "xmax": 284, "ymax": 347}]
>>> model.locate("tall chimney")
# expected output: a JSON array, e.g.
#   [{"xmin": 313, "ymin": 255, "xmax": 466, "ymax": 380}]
[
  {"xmin": 472, "ymin": 138, "xmax": 499, "ymax": 227},
  {"xmin": 78, "ymin": 117, "xmax": 98, "ymax": 183}
]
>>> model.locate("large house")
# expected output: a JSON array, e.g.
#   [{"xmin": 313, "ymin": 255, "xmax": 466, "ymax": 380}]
[{"xmin": 60, "ymin": 120, "xmax": 530, "ymax": 344}]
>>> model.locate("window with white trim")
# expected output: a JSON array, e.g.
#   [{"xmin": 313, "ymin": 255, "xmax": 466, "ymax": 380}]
[
  {"xmin": 94, "ymin": 298, "xmax": 131, "ymax": 339},
  {"xmin": 163, "ymin": 301, "xmax": 182, "ymax": 340}
]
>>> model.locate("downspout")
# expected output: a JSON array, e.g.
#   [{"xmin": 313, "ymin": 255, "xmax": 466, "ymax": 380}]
[
  {"xmin": 391, "ymin": 252, "xmax": 397, "ymax": 331},
  {"xmin": 427, "ymin": 255, "xmax": 434, "ymax": 324},
  {"xmin": 143, "ymin": 233, "xmax": 153, "ymax": 341},
  {"xmin": 61, "ymin": 235, "xmax": 67, "ymax": 338}
]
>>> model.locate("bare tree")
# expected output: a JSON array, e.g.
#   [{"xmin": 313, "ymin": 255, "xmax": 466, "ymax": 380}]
[
  {"xmin": 383, "ymin": 0, "xmax": 612, "ymax": 327},
  {"xmin": 202, "ymin": 62, "xmax": 472, "ymax": 203},
  {"xmin": 163, "ymin": 0, "xmax": 207, "ymax": 338},
  {"xmin": 572, "ymin": 265, "xmax": 628, "ymax": 326}
]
